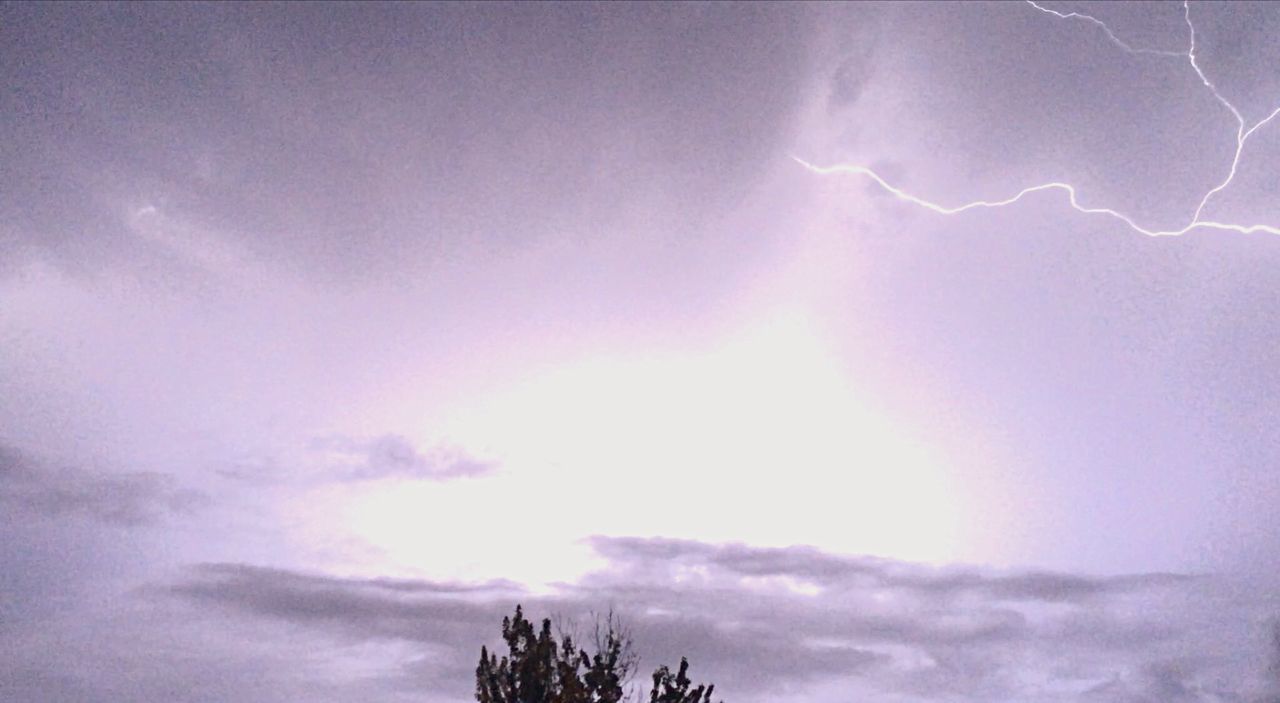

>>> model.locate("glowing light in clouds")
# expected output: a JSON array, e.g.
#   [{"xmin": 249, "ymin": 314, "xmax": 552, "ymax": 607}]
[
  {"xmin": 329, "ymin": 311, "xmax": 960, "ymax": 585},
  {"xmin": 800, "ymin": 1, "xmax": 1280, "ymax": 238}
]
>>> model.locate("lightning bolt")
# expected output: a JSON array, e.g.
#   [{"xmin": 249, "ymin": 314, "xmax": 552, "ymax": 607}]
[
  {"xmin": 1024, "ymin": 0, "xmax": 1182, "ymax": 57},
  {"xmin": 800, "ymin": 1, "xmax": 1280, "ymax": 238}
]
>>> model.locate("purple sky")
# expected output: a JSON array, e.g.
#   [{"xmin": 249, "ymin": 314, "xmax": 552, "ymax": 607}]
[{"xmin": 3, "ymin": 2, "xmax": 1280, "ymax": 701}]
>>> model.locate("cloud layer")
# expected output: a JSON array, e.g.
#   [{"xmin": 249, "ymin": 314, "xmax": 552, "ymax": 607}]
[{"xmin": 159, "ymin": 537, "xmax": 1275, "ymax": 703}]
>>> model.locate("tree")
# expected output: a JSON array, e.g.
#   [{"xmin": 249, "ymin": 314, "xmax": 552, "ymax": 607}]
[
  {"xmin": 475, "ymin": 605, "xmax": 720, "ymax": 703},
  {"xmin": 649, "ymin": 658, "xmax": 715, "ymax": 703}
]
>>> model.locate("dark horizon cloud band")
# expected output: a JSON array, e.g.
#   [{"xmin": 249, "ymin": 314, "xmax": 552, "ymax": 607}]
[{"xmin": 159, "ymin": 538, "xmax": 1280, "ymax": 701}]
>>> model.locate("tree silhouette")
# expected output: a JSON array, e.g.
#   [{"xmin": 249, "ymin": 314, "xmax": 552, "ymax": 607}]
[
  {"xmin": 649, "ymin": 658, "xmax": 715, "ymax": 703},
  {"xmin": 475, "ymin": 605, "xmax": 720, "ymax": 703}
]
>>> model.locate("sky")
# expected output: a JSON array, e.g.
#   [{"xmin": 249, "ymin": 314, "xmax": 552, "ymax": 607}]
[{"xmin": 3, "ymin": 1, "xmax": 1280, "ymax": 701}]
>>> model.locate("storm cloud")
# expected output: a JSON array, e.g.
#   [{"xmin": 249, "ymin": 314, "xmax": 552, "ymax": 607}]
[
  {"xmin": 0, "ymin": 443, "xmax": 207, "ymax": 527},
  {"xmin": 3, "ymin": 2, "xmax": 1280, "ymax": 702}
]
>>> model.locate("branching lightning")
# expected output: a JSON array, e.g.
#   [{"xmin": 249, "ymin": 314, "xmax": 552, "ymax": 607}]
[
  {"xmin": 1024, "ymin": 0, "xmax": 1182, "ymax": 57},
  {"xmin": 799, "ymin": 1, "xmax": 1280, "ymax": 238}
]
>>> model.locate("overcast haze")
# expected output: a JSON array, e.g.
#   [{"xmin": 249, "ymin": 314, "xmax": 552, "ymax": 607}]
[{"xmin": 4, "ymin": 2, "xmax": 1280, "ymax": 701}]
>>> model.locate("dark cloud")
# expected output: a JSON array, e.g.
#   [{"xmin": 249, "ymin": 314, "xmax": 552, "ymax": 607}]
[
  {"xmin": 170, "ymin": 563, "xmax": 514, "ymax": 644},
  {"xmin": 586, "ymin": 536, "xmax": 1192, "ymax": 603},
  {"xmin": 828, "ymin": 41, "xmax": 878, "ymax": 111},
  {"xmin": 0, "ymin": 444, "xmax": 208, "ymax": 527},
  {"xmin": 0, "ymin": 2, "xmax": 811, "ymax": 281},
  {"xmin": 162, "ymin": 536, "xmax": 1247, "ymax": 703}
]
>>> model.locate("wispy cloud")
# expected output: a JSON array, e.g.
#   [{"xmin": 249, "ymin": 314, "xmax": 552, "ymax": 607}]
[
  {"xmin": 217, "ymin": 434, "xmax": 495, "ymax": 485},
  {"xmin": 310, "ymin": 434, "xmax": 496, "ymax": 482}
]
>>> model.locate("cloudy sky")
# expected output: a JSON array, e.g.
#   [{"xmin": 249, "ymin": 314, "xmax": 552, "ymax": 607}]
[{"xmin": 3, "ymin": 2, "xmax": 1280, "ymax": 701}]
